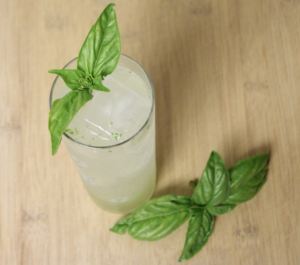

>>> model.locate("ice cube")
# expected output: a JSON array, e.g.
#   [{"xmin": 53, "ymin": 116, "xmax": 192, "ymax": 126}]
[{"xmin": 109, "ymin": 77, "xmax": 151, "ymax": 134}]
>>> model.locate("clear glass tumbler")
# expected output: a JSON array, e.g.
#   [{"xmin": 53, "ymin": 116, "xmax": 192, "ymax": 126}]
[{"xmin": 49, "ymin": 55, "xmax": 156, "ymax": 214}]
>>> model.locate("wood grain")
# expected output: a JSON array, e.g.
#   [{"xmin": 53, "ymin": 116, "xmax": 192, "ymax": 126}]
[{"xmin": 1, "ymin": 0, "xmax": 300, "ymax": 264}]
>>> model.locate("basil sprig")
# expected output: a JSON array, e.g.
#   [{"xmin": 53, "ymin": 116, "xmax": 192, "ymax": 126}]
[
  {"xmin": 110, "ymin": 151, "xmax": 269, "ymax": 262},
  {"xmin": 48, "ymin": 3, "xmax": 121, "ymax": 155}
]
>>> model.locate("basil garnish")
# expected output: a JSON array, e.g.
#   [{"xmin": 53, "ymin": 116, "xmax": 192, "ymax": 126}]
[
  {"xmin": 48, "ymin": 69, "xmax": 86, "ymax": 90},
  {"xmin": 48, "ymin": 3, "xmax": 121, "ymax": 155},
  {"xmin": 49, "ymin": 90, "xmax": 93, "ymax": 155},
  {"xmin": 110, "ymin": 151, "xmax": 269, "ymax": 262},
  {"xmin": 77, "ymin": 3, "xmax": 121, "ymax": 79}
]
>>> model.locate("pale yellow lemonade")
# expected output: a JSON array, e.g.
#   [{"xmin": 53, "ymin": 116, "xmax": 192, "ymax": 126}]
[{"xmin": 52, "ymin": 55, "xmax": 156, "ymax": 214}]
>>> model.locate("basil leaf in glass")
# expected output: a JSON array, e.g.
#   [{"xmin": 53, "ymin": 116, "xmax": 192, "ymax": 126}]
[
  {"xmin": 49, "ymin": 90, "xmax": 93, "ymax": 155},
  {"xmin": 77, "ymin": 3, "xmax": 121, "ymax": 79},
  {"xmin": 48, "ymin": 69, "xmax": 85, "ymax": 90},
  {"xmin": 191, "ymin": 151, "xmax": 230, "ymax": 206},
  {"xmin": 179, "ymin": 211, "xmax": 214, "ymax": 262},
  {"xmin": 110, "ymin": 195, "xmax": 192, "ymax": 241},
  {"xmin": 89, "ymin": 76, "xmax": 110, "ymax": 92}
]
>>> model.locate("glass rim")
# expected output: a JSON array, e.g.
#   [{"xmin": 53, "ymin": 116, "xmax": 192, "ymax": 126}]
[{"xmin": 49, "ymin": 54, "xmax": 155, "ymax": 149}]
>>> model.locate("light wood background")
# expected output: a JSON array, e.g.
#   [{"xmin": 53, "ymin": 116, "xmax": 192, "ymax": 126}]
[{"xmin": 1, "ymin": 0, "xmax": 299, "ymax": 264}]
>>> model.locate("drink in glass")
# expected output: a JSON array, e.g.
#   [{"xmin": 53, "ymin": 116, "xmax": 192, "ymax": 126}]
[{"xmin": 49, "ymin": 55, "xmax": 156, "ymax": 214}]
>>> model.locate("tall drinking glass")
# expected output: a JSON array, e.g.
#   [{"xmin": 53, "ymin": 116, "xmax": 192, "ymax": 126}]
[{"xmin": 49, "ymin": 55, "xmax": 156, "ymax": 214}]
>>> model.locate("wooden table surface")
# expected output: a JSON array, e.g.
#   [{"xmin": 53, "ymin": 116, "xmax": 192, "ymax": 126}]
[{"xmin": 1, "ymin": 0, "xmax": 300, "ymax": 264}]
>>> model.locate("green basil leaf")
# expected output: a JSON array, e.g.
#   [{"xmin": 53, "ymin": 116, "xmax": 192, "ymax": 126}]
[
  {"xmin": 179, "ymin": 211, "xmax": 214, "ymax": 262},
  {"xmin": 206, "ymin": 204, "xmax": 236, "ymax": 216},
  {"xmin": 223, "ymin": 167, "xmax": 268, "ymax": 204},
  {"xmin": 110, "ymin": 195, "xmax": 192, "ymax": 241},
  {"xmin": 191, "ymin": 151, "xmax": 230, "ymax": 206},
  {"xmin": 186, "ymin": 206, "xmax": 205, "ymax": 215},
  {"xmin": 48, "ymin": 69, "xmax": 85, "ymax": 90},
  {"xmin": 254, "ymin": 171, "xmax": 267, "ymax": 196},
  {"xmin": 90, "ymin": 76, "xmax": 110, "ymax": 92},
  {"xmin": 77, "ymin": 3, "xmax": 121, "ymax": 78},
  {"xmin": 49, "ymin": 90, "xmax": 93, "ymax": 155},
  {"xmin": 228, "ymin": 153, "xmax": 269, "ymax": 193}
]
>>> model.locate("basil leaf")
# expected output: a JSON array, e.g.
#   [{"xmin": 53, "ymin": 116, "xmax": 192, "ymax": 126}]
[
  {"xmin": 110, "ymin": 195, "xmax": 192, "ymax": 241},
  {"xmin": 206, "ymin": 204, "xmax": 236, "ymax": 216},
  {"xmin": 228, "ymin": 153, "xmax": 269, "ymax": 193},
  {"xmin": 49, "ymin": 90, "xmax": 93, "ymax": 155},
  {"xmin": 223, "ymin": 167, "xmax": 268, "ymax": 204},
  {"xmin": 48, "ymin": 4, "xmax": 122, "ymax": 155},
  {"xmin": 179, "ymin": 211, "xmax": 214, "ymax": 262},
  {"xmin": 222, "ymin": 153, "xmax": 269, "ymax": 204},
  {"xmin": 77, "ymin": 3, "xmax": 121, "ymax": 78},
  {"xmin": 109, "ymin": 151, "xmax": 270, "ymax": 262},
  {"xmin": 254, "ymin": 171, "xmax": 267, "ymax": 196},
  {"xmin": 48, "ymin": 69, "xmax": 85, "ymax": 90},
  {"xmin": 186, "ymin": 206, "xmax": 205, "ymax": 215},
  {"xmin": 191, "ymin": 151, "xmax": 230, "ymax": 206},
  {"xmin": 90, "ymin": 76, "xmax": 110, "ymax": 92}
]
